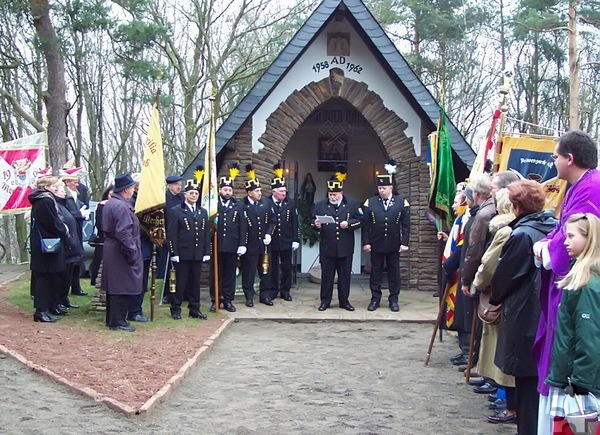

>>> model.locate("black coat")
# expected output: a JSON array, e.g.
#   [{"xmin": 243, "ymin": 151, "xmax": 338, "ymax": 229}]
[
  {"xmin": 312, "ymin": 196, "xmax": 363, "ymax": 258},
  {"xmin": 491, "ymin": 210, "xmax": 557, "ymax": 377},
  {"xmin": 165, "ymin": 189, "xmax": 184, "ymax": 225},
  {"xmin": 167, "ymin": 203, "xmax": 210, "ymax": 261},
  {"xmin": 56, "ymin": 197, "xmax": 84, "ymax": 265},
  {"xmin": 362, "ymin": 194, "xmax": 410, "ymax": 251},
  {"xmin": 28, "ymin": 190, "xmax": 70, "ymax": 274},
  {"xmin": 268, "ymin": 196, "xmax": 300, "ymax": 251},
  {"xmin": 240, "ymin": 197, "xmax": 275, "ymax": 256},
  {"xmin": 216, "ymin": 198, "xmax": 246, "ymax": 253}
]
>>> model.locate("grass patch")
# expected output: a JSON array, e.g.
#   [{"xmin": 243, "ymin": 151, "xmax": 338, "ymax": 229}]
[{"xmin": 7, "ymin": 277, "xmax": 226, "ymax": 331}]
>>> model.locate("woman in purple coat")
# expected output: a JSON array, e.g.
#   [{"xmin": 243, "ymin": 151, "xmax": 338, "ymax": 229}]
[{"xmin": 101, "ymin": 174, "xmax": 142, "ymax": 332}]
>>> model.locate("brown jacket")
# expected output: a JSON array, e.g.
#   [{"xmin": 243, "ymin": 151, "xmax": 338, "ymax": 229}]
[{"xmin": 461, "ymin": 196, "xmax": 496, "ymax": 287}]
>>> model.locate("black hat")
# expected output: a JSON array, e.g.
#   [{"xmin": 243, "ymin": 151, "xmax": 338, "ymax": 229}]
[
  {"xmin": 327, "ymin": 165, "xmax": 346, "ymax": 192},
  {"xmin": 114, "ymin": 173, "xmax": 136, "ymax": 193},
  {"xmin": 376, "ymin": 159, "xmax": 397, "ymax": 186},
  {"xmin": 184, "ymin": 166, "xmax": 204, "ymax": 192},
  {"xmin": 166, "ymin": 175, "xmax": 183, "ymax": 184},
  {"xmin": 271, "ymin": 161, "xmax": 286, "ymax": 189},
  {"xmin": 219, "ymin": 163, "xmax": 240, "ymax": 188},
  {"xmin": 244, "ymin": 163, "xmax": 260, "ymax": 191}
]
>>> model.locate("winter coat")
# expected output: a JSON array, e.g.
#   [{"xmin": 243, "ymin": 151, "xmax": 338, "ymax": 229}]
[
  {"xmin": 491, "ymin": 209, "xmax": 557, "ymax": 377},
  {"xmin": 28, "ymin": 189, "xmax": 70, "ymax": 274},
  {"xmin": 101, "ymin": 193, "xmax": 143, "ymax": 295},
  {"xmin": 461, "ymin": 196, "xmax": 496, "ymax": 287},
  {"xmin": 55, "ymin": 197, "xmax": 84, "ymax": 265},
  {"xmin": 473, "ymin": 212, "xmax": 515, "ymax": 291},
  {"xmin": 546, "ymin": 274, "xmax": 600, "ymax": 394}
]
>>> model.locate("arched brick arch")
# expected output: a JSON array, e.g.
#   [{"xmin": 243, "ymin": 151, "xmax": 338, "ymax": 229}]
[{"xmin": 239, "ymin": 67, "xmax": 437, "ymax": 292}]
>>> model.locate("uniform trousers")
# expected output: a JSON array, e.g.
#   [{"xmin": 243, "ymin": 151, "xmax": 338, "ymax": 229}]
[
  {"xmin": 210, "ymin": 251, "xmax": 238, "ymax": 303},
  {"xmin": 270, "ymin": 249, "xmax": 292, "ymax": 299},
  {"xmin": 240, "ymin": 253, "xmax": 271, "ymax": 301},
  {"xmin": 369, "ymin": 250, "xmax": 400, "ymax": 304},
  {"xmin": 320, "ymin": 255, "xmax": 352, "ymax": 306},
  {"xmin": 515, "ymin": 376, "xmax": 539, "ymax": 435},
  {"xmin": 171, "ymin": 260, "xmax": 202, "ymax": 314}
]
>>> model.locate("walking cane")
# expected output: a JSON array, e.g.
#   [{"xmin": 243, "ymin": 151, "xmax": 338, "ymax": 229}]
[
  {"xmin": 424, "ymin": 280, "xmax": 452, "ymax": 366},
  {"xmin": 465, "ymin": 297, "xmax": 479, "ymax": 384}
]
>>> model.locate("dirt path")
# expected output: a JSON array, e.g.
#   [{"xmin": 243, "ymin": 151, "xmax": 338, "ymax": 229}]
[{"xmin": 1, "ymin": 321, "xmax": 516, "ymax": 435}]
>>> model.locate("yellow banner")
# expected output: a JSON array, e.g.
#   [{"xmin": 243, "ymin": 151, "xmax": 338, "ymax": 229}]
[
  {"xmin": 497, "ymin": 135, "xmax": 566, "ymax": 213},
  {"xmin": 135, "ymin": 103, "xmax": 166, "ymax": 244}
]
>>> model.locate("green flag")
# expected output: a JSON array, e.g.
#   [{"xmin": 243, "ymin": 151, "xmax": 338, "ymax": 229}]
[{"xmin": 429, "ymin": 106, "xmax": 456, "ymax": 229}]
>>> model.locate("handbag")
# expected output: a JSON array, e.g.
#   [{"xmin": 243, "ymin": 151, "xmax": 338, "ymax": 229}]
[
  {"xmin": 35, "ymin": 222, "xmax": 62, "ymax": 254},
  {"xmin": 40, "ymin": 237, "xmax": 61, "ymax": 253},
  {"xmin": 477, "ymin": 291, "xmax": 502, "ymax": 325}
]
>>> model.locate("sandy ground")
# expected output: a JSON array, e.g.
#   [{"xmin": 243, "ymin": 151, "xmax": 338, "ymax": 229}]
[{"xmin": 1, "ymin": 321, "xmax": 516, "ymax": 435}]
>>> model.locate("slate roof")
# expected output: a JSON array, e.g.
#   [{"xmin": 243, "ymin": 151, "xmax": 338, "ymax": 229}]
[{"xmin": 184, "ymin": 0, "xmax": 475, "ymax": 178}]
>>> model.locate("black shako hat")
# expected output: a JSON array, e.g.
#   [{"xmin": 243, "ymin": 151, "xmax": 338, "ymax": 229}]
[
  {"xmin": 376, "ymin": 159, "xmax": 397, "ymax": 186},
  {"xmin": 327, "ymin": 165, "xmax": 347, "ymax": 192}
]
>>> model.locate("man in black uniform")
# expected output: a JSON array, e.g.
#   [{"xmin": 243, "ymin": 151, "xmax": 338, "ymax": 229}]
[
  {"xmin": 209, "ymin": 163, "xmax": 246, "ymax": 313},
  {"xmin": 312, "ymin": 167, "xmax": 362, "ymax": 311},
  {"xmin": 239, "ymin": 164, "xmax": 275, "ymax": 307},
  {"xmin": 160, "ymin": 175, "xmax": 184, "ymax": 303},
  {"xmin": 362, "ymin": 161, "xmax": 410, "ymax": 312},
  {"xmin": 167, "ymin": 172, "xmax": 211, "ymax": 320},
  {"xmin": 268, "ymin": 162, "xmax": 300, "ymax": 302}
]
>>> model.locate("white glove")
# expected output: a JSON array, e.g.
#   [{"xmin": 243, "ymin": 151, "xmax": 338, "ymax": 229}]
[
  {"xmin": 263, "ymin": 234, "xmax": 271, "ymax": 245},
  {"xmin": 292, "ymin": 242, "xmax": 299, "ymax": 250},
  {"xmin": 237, "ymin": 246, "xmax": 247, "ymax": 256},
  {"xmin": 171, "ymin": 256, "xmax": 180, "ymax": 263},
  {"xmin": 202, "ymin": 255, "xmax": 210, "ymax": 262},
  {"xmin": 80, "ymin": 205, "xmax": 91, "ymax": 220}
]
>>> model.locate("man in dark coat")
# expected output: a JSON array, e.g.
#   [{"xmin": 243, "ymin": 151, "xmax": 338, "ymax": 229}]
[
  {"xmin": 362, "ymin": 163, "xmax": 410, "ymax": 312},
  {"xmin": 167, "ymin": 177, "xmax": 211, "ymax": 320},
  {"xmin": 312, "ymin": 168, "xmax": 362, "ymax": 311},
  {"xmin": 239, "ymin": 164, "xmax": 275, "ymax": 307},
  {"xmin": 210, "ymin": 164, "xmax": 246, "ymax": 313},
  {"xmin": 102, "ymin": 174, "xmax": 143, "ymax": 332},
  {"xmin": 268, "ymin": 162, "xmax": 300, "ymax": 302},
  {"xmin": 60, "ymin": 168, "xmax": 89, "ymax": 297},
  {"xmin": 159, "ymin": 175, "xmax": 184, "ymax": 303}
]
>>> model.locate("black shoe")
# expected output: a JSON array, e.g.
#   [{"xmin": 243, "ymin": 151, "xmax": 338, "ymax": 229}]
[
  {"xmin": 389, "ymin": 302, "xmax": 400, "ymax": 312},
  {"xmin": 432, "ymin": 291, "xmax": 440, "ymax": 297},
  {"xmin": 367, "ymin": 301, "xmax": 380, "ymax": 311},
  {"xmin": 190, "ymin": 311, "xmax": 207, "ymax": 319},
  {"xmin": 171, "ymin": 311, "xmax": 182, "ymax": 320},
  {"xmin": 63, "ymin": 302, "xmax": 79, "ymax": 309},
  {"xmin": 341, "ymin": 303, "xmax": 355, "ymax": 312},
  {"xmin": 474, "ymin": 382, "xmax": 497, "ymax": 394},
  {"xmin": 450, "ymin": 353, "xmax": 467, "ymax": 363},
  {"xmin": 34, "ymin": 311, "xmax": 57, "ymax": 323},
  {"xmin": 487, "ymin": 409, "xmax": 517, "ymax": 424},
  {"xmin": 49, "ymin": 306, "xmax": 68, "ymax": 316},
  {"xmin": 451, "ymin": 356, "xmax": 469, "ymax": 366},
  {"xmin": 109, "ymin": 325, "xmax": 136, "ymax": 332},
  {"xmin": 468, "ymin": 377, "xmax": 486, "ymax": 387},
  {"xmin": 224, "ymin": 301, "xmax": 237, "ymax": 312},
  {"xmin": 489, "ymin": 399, "xmax": 507, "ymax": 410},
  {"xmin": 281, "ymin": 294, "xmax": 292, "ymax": 301},
  {"xmin": 245, "ymin": 299, "xmax": 253, "ymax": 307},
  {"xmin": 318, "ymin": 303, "xmax": 328, "ymax": 311},
  {"xmin": 488, "ymin": 392, "xmax": 499, "ymax": 402},
  {"xmin": 71, "ymin": 289, "xmax": 88, "ymax": 296},
  {"xmin": 209, "ymin": 303, "xmax": 217, "ymax": 313},
  {"xmin": 260, "ymin": 298, "xmax": 273, "ymax": 306},
  {"xmin": 128, "ymin": 314, "xmax": 149, "ymax": 322}
]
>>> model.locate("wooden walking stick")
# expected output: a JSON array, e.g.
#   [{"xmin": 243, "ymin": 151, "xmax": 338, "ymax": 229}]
[
  {"xmin": 424, "ymin": 280, "xmax": 452, "ymax": 366},
  {"xmin": 465, "ymin": 297, "xmax": 479, "ymax": 384}
]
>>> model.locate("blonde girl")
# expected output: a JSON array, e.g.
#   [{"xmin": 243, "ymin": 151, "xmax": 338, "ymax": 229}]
[{"xmin": 545, "ymin": 213, "xmax": 600, "ymax": 428}]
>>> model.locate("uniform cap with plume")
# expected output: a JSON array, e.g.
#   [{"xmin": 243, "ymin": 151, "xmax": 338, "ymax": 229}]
[
  {"xmin": 184, "ymin": 165, "xmax": 203, "ymax": 191},
  {"xmin": 220, "ymin": 162, "xmax": 240, "ymax": 188},
  {"xmin": 377, "ymin": 159, "xmax": 396, "ymax": 186},
  {"xmin": 271, "ymin": 161, "xmax": 286, "ymax": 189},
  {"xmin": 244, "ymin": 163, "xmax": 261, "ymax": 191}
]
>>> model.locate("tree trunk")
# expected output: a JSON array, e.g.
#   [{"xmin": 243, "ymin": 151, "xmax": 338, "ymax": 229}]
[
  {"xmin": 29, "ymin": 0, "xmax": 68, "ymax": 170},
  {"xmin": 568, "ymin": 0, "xmax": 579, "ymax": 130},
  {"xmin": 15, "ymin": 214, "xmax": 29, "ymax": 264}
]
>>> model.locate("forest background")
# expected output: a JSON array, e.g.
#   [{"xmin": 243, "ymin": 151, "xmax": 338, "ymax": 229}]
[{"xmin": 1, "ymin": 0, "xmax": 599, "ymax": 263}]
